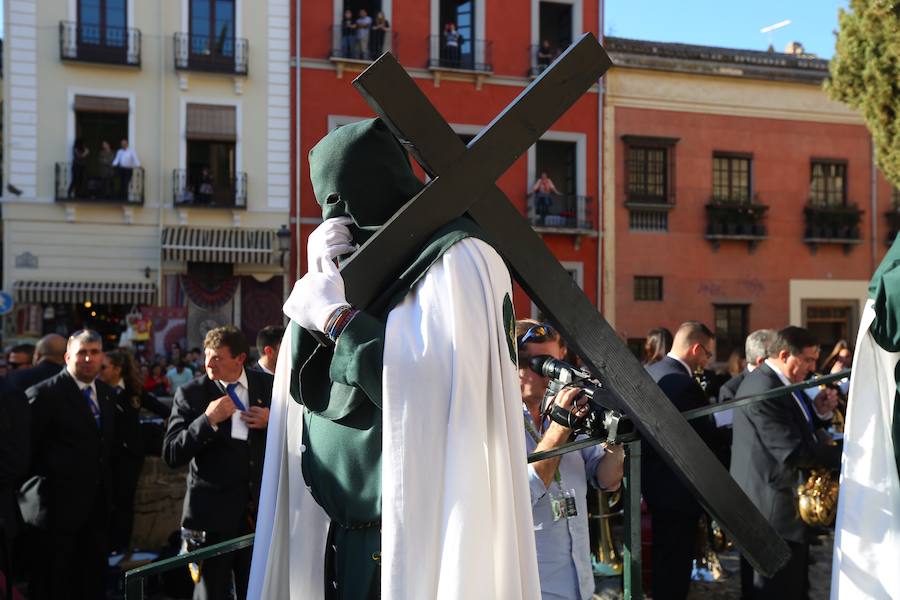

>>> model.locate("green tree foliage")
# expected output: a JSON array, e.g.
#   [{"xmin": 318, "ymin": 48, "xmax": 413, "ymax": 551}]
[{"xmin": 828, "ymin": 0, "xmax": 900, "ymax": 189}]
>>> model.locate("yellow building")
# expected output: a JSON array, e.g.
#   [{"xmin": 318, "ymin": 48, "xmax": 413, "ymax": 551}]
[{"xmin": 2, "ymin": 0, "xmax": 291, "ymax": 351}]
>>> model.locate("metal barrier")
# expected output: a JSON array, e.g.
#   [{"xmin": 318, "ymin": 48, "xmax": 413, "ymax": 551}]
[{"xmin": 125, "ymin": 369, "xmax": 849, "ymax": 598}]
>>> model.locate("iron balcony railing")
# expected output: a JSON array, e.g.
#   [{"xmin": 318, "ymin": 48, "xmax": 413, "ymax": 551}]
[
  {"xmin": 428, "ymin": 35, "xmax": 492, "ymax": 72},
  {"xmin": 59, "ymin": 20, "xmax": 141, "ymax": 66},
  {"xmin": 55, "ymin": 162, "xmax": 144, "ymax": 204},
  {"xmin": 173, "ymin": 168, "xmax": 247, "ymax": 209},
  {"xmin": 803, "ymin": 202, "xmax": 863, "ymax": 241},
  {"xmin": 330, "ymin": 25, "xmax": 398, "ymax": 60},
  {"xmin": 526, "ymin": 193, "xmax": 593, "ymax": 230},
  {"xmin": 173, "ymin": 32, "xmax": 248, "ymax": 75}
]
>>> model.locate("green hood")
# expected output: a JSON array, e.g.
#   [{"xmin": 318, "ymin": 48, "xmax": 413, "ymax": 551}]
[
  {"xmin": 869, "ymin": 236, "xmax": 900, "ymax": 352},
  {"xmin": 308, "ymin": 118, "xmax": 424, "ymax": 245}
]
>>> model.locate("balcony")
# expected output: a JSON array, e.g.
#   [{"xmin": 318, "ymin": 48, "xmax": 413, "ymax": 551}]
[
  {"xmin": 526, "ymin": 193, "xmax": 596, "ymax": 247},
  {"xmin": 174, "ymin": 33, "xmax": 248, "ymax": 75},
  {"xmin": 55, "ymin": 162, "xmax": 144, "ymax": 205},
  {"xmin": 328, "ymin": 25, "xmax": 398, "ymax": 78},
  {"xmin": 59, "ymin": 21, "xmax": 141, "ymax": 67},
  {"xmin": 427, "ymin": 35, "xmax": 493, "ymax": 89},
  {"xmin": 705, "ymin": 197, "xmax": 768, "ymax": 252},
  {"xmin": 173, "ymin": 169, "xmax": 247, "ymax": 209},
  {"xmin": 803, "ymin": 202, "xmax": 863, "ymax": 254}
]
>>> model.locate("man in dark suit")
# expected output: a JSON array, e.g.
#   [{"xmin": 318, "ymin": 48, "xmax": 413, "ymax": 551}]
[
  {"xmin": 643, "ymin": 321, "xmax": 720, "ymax": 600},
  {"xmin": 731, "ymin": 326, "xmax": 841, "ymax": 599},
  {"xmin": 7, "ymin": 334, "xmax": 66, "ymax": 392},
  {"xmin": 23, "ymin": 329, "xmax": 116, "ymax": 600},
  {"xmin": 163, "ymin": 326, "xmax": 272, "ymax": 600},
  {"xmin": 0, "ymin": 377, "xmax": 29, "ymax": 600}
]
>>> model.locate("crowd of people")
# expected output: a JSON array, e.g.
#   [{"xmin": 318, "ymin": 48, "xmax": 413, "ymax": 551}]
[
  {"xmin": 339, "ymin": 8, "xmax": 391, "ymax": 60},
  {"xmin": 66, "ymin": 138, "xmax": 141, "ymax": 201},
  {"xmin": 0, "ymin": 324, "xmax": 284, "ymax": 600}
]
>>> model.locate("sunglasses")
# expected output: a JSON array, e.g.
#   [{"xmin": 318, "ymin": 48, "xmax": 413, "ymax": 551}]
[{"xmin": 517, "ymin": 323, "xmax": 556, "ymax": 349}]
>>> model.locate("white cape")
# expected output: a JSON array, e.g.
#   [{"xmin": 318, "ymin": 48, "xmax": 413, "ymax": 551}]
[
  {"xmin": 831, "ymin": 298, "xmax": 900, "ymax": 599},
  {"xmin": 248, "ymin": 238, "xmax": 540, "ymax": 599}
]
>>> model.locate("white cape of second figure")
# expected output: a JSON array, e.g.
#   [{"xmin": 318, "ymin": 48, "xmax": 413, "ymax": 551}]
[
  {"xmin": 831, "ymin": 298, "xmax": 900, "ymax": 599},
  {"xmin": 247, "ymin": 238, "xmax": 541, "ymax": 599}
]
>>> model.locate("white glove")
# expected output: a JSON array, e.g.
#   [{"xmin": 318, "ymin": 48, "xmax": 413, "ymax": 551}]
[
  {"xmin": 307, "ymin": 216, "xmax": 356, "ymax": 274},
  {"xmin": 283, "ymin": 259, "xmax": 349, "ymax": 333}
]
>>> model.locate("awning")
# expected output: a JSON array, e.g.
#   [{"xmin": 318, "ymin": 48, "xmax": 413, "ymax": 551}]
[
  {"xmin": 162, "ymin": 227, "xmax": 276, "ymax": 265},
  {"xmin": 74, "ymin": 94, "xmax": 130, "ymax": 114},
  {"xmin": 186, "ymin": 103, "xmax": 237, "ymax": 141},
  {"xmin": 13, "ymin": 281, "xmax": 157, "ymax": 305}
]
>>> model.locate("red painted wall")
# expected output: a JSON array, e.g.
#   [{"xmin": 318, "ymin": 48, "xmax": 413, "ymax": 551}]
[
  {"xmin": 613, "ymin": 106, "xmax": 892, "ymax": 342},
  {"xmin": 294, "ymin": 1, "xmax": 603, "ymax": 318}
]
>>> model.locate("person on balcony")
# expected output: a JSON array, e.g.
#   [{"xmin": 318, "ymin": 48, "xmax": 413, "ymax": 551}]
[
  {"xmin": 340, "ymin": 9, "xmax": 356, "ymax": 58},
  {"xmin": 67, "ymin": 138, "xmax": 89, "ymax": 199},
  {"xmin": 112, "ymin": 138, "xmax": 140, "ymax": 201},
  {"xmin": 536, "ymin": 40, "xmax": 556, "ymax": 73},
  {"xmin": 98, "ymin": 140, "xmax": 115, "ymax": 199},
  {"xmin": 443, "ymin": 22, "xmax": 463, "ymax": 67},
  {"xmin": 370, "ymin": 11, "xmax": 390, "ymax": 58},
  {"xmin": 355, "ymin": 9, "xmax": 372, "ymax": 60},
  {"xmin": 532, "ymin": 171, "xmax": 560, "ymax": 224},
  {"xmin": 198, "ymin": 167, "xmax": 215, "ymax": 205}
]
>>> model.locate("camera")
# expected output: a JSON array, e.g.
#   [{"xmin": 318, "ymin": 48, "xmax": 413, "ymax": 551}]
[{"xmin": 529, "ymin": 355, "xmax": 632, "ymax": 442}]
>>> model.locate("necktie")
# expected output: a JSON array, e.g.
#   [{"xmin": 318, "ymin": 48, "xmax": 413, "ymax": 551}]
[
  {"xmin": 83, "ymin": 387, "xmax": 101, "ymax": 429},
  {"xmin": 793, "ymin": 392, "xmax": 815, "ymax": 432},
  {"xmin": 225, "ymin": 382, "xmax": 247, "ymax": 411}
]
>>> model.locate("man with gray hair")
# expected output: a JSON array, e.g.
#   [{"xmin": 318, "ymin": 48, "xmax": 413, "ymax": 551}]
[
  {"xmin": 21, "ymin": 329, "xmax": 115, "ymax": 600},
  {"xmin": 720, "ymin": 329, "xmax": 776, "ymax": 405}
]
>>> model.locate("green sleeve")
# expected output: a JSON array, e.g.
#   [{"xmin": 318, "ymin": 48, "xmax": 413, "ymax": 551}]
[{"xmin": 330, "ymin": 311, "xmax": 385, "ymax": 408}]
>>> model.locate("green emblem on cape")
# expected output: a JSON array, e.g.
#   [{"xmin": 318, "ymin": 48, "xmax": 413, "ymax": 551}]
[{"xmin": 503, "ymin": 293, "xmax": 516, "ymax": 363}]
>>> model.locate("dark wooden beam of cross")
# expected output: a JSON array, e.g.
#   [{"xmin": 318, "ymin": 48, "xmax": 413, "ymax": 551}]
[{"xmin": 337, "ymin": 33, "xmax": 789, "ymax": 577}]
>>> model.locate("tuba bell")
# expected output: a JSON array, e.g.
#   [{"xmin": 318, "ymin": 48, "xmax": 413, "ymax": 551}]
[{"xmin": 797, "ymin": 468, "xmax": 839, "ymax": 527}]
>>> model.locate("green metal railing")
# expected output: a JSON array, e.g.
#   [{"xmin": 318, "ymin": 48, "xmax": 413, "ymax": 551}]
[{"xmin": 124, "ymin": 370, "xmax": 849, "ymax": 599}]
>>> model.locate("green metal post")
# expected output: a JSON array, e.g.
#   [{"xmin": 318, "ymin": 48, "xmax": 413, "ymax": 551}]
[
  {"xmin": 124, "ymin": 574, "xmax": 144, "ymax": 600},
  {"xmin": 623, "ymin": 440, "xmax": 642, "ymax": 599}
]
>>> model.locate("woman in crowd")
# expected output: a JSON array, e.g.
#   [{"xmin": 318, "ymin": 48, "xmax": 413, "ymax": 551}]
[
  {"xmin": 67, "ymin": 138, "xmax": 90, "ymax": 198},
  {"xmin": 642, "ymin": 327, "xmax": 673, "ymax": 366},
  {"xmin": 101, "ymin": 349, "xmax": 170, "ymax": 553},
  {"xmin": 821, "ymin": 339, "xmax": 852, "ymax": 374},
  {"xmin": 98, "ymin": 140, "xmax": 115, "ymax": 198},
  {"xmin": 144, "ymin": 363, "xmax": 170, "ymax": 396}
]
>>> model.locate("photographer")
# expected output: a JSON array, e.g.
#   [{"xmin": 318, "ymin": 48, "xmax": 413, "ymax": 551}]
[{"xmin": 516, "ymin": 319, "xmax": 624, "ymax": 600}]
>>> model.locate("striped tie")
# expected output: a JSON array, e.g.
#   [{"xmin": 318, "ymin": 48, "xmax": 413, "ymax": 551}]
[{"xmin": 83, "ymin": 386, "xmax": 101, "ymax": 429}]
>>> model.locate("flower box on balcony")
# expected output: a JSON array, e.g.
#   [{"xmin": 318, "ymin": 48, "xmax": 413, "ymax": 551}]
[
  {"xmin": 704, "ymin": 197, "xmax": 768, "ymax": 252},
  {"xmin": 802, "ymin": 202, "xmax": 863, "ymax": 254}
]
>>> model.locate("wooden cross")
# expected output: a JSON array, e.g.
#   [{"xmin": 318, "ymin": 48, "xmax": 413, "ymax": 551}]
[{"xmin": 338, "ymin": 33, "xmax": 790, "ymax": 576}]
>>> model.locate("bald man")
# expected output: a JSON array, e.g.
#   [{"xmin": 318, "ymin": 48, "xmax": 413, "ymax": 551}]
[{"xmin": 8, "ymin": 334, "xmax": 66, "ymax": 392}]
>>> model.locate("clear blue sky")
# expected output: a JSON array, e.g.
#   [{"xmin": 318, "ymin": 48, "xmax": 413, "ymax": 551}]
[{"xmin": 605, "ymin": 0, "xmax": 850, "ymax": 59}]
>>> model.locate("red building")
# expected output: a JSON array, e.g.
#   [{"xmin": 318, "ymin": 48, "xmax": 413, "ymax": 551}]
[
  {"xmin": 291, "ymin": 1, "xmax": 605, "ymax": 317},
  {"xmin": 603, "ymin": 38, "xmax": 897, "ymax": 362}
]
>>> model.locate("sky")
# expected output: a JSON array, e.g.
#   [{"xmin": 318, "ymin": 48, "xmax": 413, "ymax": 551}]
[
  {"xmin": 605, "ymin": 0, "xmax": 850, "ymax": 59},
  {"xmin": 0, "ymin": 0, "xmax": 850, "ymax": 58}
]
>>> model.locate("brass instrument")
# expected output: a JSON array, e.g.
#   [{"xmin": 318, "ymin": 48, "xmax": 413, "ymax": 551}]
[
  {"xmin": 797, "ymin": 468, "xmax": 839, "ymax": 527},
  {"xmin": 794, "ymin": 376, "xmax": 844, "ymax": 527},
  {"xmin": 593, "ymin": 490, "xmax": 623, "ymax": 576}
]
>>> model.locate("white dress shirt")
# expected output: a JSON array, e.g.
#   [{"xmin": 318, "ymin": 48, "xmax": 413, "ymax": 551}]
[
  {"xmin": 112, "ymin": 147, "xmax": 141, "ymax": 168},
  {"xmin": 256, "ymin": 360, "xmax": 274, "ymax": 376},
  {"xmin": 219, "ymin": 369, "xmax": 250, "ymax": 441},
  {"xmin": 71, "ymin": 373, "xmax": 99, "ymax": 413}
]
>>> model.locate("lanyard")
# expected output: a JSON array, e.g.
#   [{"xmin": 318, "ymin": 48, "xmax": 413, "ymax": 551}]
[{"xmin": 523, "ymin": 413, "xmax": 563, "ymax": 488}]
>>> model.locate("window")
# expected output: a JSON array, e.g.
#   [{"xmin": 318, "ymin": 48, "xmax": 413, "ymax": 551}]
[
  {"xmin": 712, "ymin": 153, "xmax": 751, "ymax": 203},
  {"xmin": 623, "ymin": 136, "xmax": 677, "ymax": 204},
  {"xmin": 714, "ymin": 304, "xmax": 748, "ymax": 363},
  {"xmin": 810, "ymin": 160, "xmax": 847, "ymax": 207},
  {"xmin": 181, "ymin": 103, "xmax": 240, "ymax": 207},
  {"xmin": 190, "ymin": 0, "xmax": 235, "ymax": 62},
  {"xmin": 634, "ymin": 276, "xmax": 663, "ymax": 301}
]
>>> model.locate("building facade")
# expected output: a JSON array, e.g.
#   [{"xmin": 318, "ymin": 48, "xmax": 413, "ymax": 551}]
[
  {"xmin": 293, "ymin": 0, "xmax": 605, "ymax": 317},
  {"xmin": 3, "ymin": 0, "xmax": 291, "ymax": 352},
  {"xmin": 603, "ymin": 38, "xmax": 897, "ymax": 361}
]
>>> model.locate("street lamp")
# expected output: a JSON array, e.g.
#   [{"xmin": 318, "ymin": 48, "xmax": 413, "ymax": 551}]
[{"xmin": 276, "ymin": 224, "xmax": 291, "ymax": 268}]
